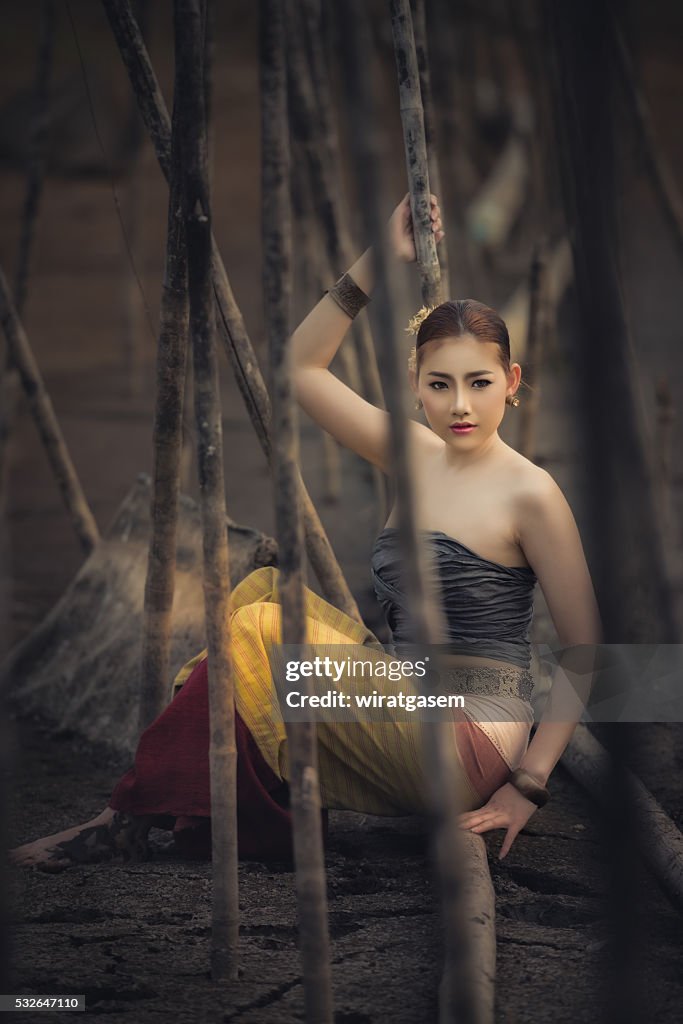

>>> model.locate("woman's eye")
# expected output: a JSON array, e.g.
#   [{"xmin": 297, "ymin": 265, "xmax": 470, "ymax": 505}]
[
  {"xmin": 472, "ymin": 379, "xmax": 492, "ymax": 388},
  {"xmin": 428, "ymin": 381, "xmax": 447, "ymax": 390}
]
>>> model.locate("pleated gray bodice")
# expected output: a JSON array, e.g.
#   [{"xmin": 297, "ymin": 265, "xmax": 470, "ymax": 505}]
[{"xmin": 370, "ymin": 528, "xmax": 537, "ymax": 669}]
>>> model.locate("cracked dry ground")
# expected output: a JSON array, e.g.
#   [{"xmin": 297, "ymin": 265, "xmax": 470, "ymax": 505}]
[{"xmin": 6, "ymin": 715, "xmax": 683, "ymax": 1023}]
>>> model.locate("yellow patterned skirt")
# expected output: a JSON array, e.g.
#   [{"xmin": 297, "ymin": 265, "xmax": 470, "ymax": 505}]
[{"xmin": 172, "ymin": 566, "xmax": 487, "ymax": 815}]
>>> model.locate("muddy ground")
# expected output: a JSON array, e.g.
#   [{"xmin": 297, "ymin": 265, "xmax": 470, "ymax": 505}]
[{"xmin": 3, "ymin": 2, "xmax": 683, "ymax": 1022}]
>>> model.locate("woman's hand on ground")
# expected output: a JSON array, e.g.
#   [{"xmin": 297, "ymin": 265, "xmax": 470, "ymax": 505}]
[
  {"xmin": 388, "ymin": 192, "xmax": 444, "ymax": 263},
  {"xmin": 457, "ymin": 782, "xmax": 538, "ymax": 860}
]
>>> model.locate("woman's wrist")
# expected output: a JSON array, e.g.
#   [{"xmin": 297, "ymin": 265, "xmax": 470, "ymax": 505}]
[
  {"xmin": 508, "ymin": 768, "xmax": 551, "ymax": 808},
  {"xmin": 516, "ymin": 760, "xmax": 550, "ymax": 786}
]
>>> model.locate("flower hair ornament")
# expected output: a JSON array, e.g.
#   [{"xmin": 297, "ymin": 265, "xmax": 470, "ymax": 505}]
[
  {"xmin": 406, "ymin": 305, "xmax": 435, "ymax": 375},
  {"xmin": 405, "ymin": 305, "xmax": 435, "ymax": 337}
]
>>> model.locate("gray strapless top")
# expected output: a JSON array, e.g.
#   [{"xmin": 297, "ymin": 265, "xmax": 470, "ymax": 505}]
[{"xmin": 370, "ymin": 528, "xmax": 537, "ymax": 669}]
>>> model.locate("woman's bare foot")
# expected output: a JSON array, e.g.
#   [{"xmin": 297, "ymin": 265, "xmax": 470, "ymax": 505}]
[{"xmin": 9, "ymin": 807, "xmax": 153, "ymax": 872}]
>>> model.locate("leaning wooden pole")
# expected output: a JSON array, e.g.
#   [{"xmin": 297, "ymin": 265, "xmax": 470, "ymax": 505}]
[
  {"xmin": 562, "ymin": 724, "xmax": 683, "ymax": 916},
  {"xmin": 390, "ymin": 0, "xmax": 442, "ymax": 308},
  {"xmin": 138, "ymin": 80, "xmax": 190, "ymax": 731},
  {"xmin": 342, "ymin": 3, "xmax": 490, "ymax": 1020},
  {"xmin": 261, "ymin": 3, "xmax": 334, "ymax": 1017},
  {"xmin": 174, "ymin": 0, "xmax": 238, "ymax": 980},
  {"xmin": 100, "ymin": 0, "xmax": 361, "ymax": 624},
  {"xmin": 0, "ymin": 269, "xmax": 99, "ymax": 555}
]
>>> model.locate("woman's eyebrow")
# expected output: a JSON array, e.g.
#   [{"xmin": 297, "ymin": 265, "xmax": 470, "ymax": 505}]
[{"xmin": 426, "ymin": 370, "xmax": 495, "ymax": 380}]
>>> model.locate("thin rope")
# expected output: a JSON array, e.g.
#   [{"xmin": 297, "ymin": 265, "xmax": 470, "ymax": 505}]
[{"xmin": 64, "ymin": 0, "xmax": 157, "ymax": 344}]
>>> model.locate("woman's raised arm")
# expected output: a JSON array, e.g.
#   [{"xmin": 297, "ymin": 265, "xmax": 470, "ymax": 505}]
[{"xmin": 291, "ymin": 195, "xmax": 443, "ymax": 475}]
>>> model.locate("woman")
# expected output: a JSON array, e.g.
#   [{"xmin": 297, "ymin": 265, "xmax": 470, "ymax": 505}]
[{"xmin": 10, "ymin": 194, "xmax": 602, "ymax": 870}]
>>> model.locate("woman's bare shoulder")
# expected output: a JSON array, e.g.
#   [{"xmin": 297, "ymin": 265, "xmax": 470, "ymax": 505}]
[{"xmin": 505, "ymin": 451, "xmax": 567, "ymax": 515}]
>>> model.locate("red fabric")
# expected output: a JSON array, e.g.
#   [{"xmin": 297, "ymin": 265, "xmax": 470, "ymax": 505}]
[
  {"xmin": 110, "ymin": 655, "xmax": 324, "ymax": 862},
  {"xmin": 452, "ymin": 710, "xmax": 512, "ymax": 803}
]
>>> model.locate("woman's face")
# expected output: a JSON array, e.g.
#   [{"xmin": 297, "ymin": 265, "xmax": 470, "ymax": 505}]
[{"xmin": 412, "ymin": 334, "xmax": 520, "ymax": 448}]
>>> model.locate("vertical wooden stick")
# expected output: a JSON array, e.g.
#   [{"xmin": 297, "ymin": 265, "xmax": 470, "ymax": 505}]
[
  {"xmin": 101, "ymin": 0, "xmax": 362, "ymax": 625},
  {"xmin": 174, "ymin": 0, "xmax": 238, "ymax": 980},
  {"xmin": 411, "ymin": 0, "xmax": 450, "ymax": 295},
  {"xmin": 517, "ymin": 243, "xmax": 544, "ymax": 460},
  {"xmin": 389, "ymin": 0, "xmax": 442, "ymax": 307},
  {"xmin": 0, "ymin": 270, "xmax": 99, "ymax": 555},
  {"xmin": 261, "ymin": 4, "xmax": 334, "ymax": 1019},
  {"xmin": 138, "ymin": 67, "xmax": 189, "ymax": 734},
  {"xmin": 341, "ymin": 4, "xmax": 492, "ymax": 1020}
]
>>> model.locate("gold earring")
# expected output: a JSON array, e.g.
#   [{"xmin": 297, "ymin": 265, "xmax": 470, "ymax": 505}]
[
  {"xmin": 414, "ymin": 398, "xmax": 423, "ymax": 410},
  {"xmin": 506, "ymin": 394, "xmax": 520, "ymax": 408}
]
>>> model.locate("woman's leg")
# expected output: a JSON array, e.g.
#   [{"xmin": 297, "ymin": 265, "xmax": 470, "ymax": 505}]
[
  {"xmin": 8, "ymin": 807, "xmax": 153, "ymax": 872},
  {"xmin": 9, "ymin": 569, "xmax": 294, "ymax": 872},
  {"xmin": 10, "ymin": 567, "xmax": 378, "ymax": 870}
]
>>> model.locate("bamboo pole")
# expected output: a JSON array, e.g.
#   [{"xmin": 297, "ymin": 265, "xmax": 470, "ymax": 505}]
[
  {"xmin": 0, "ymin": 269, "xmax": 99, "ymax": 555},
  {"xmin": 261, "ymin": 3, "xmax": 334, "ymax": 1017},
  {"xmin": 138, "ymin": 62, "xmax": 190, "ymax": 733},
  {"xmin": 517, "ymin": 243, "xmax": 544, "ymax": 460},
  {"xmin": 389, "ymin": 0, "xmax": 442, "ymax": 308},
  {"xmin": 174, "ymin": 0, "xmax": 238, "ymax": 980},
  {"xmin": 341, "ymin": 3, "xmax": 491, "ymax": 1020},
  {"xmin": 612, "ymin": 19, "xmax": 683, "ymax": 266},
  {"xmin": 100, "ymin": 0, "xmax": 361, "ymax": 624},
  {"xmin": 411, "ymin": 0, "xmax": 450, "ymax": 295}
]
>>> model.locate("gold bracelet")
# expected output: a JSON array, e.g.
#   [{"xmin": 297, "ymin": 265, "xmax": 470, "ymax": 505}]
[
  {"xmin": 326, "ymin": 272, "xmax": 370, "ymax": 320},
  {"xmin": 508, "ymin": 768, "xmax": 550, "ymax": 808}
]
